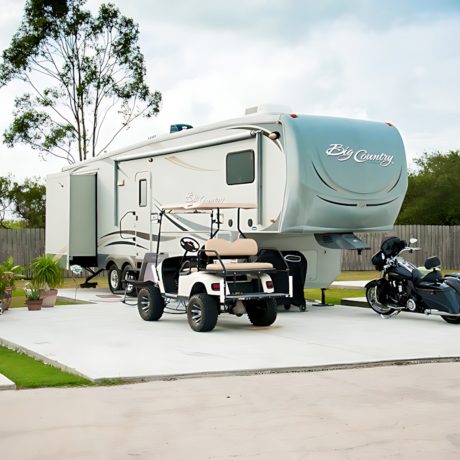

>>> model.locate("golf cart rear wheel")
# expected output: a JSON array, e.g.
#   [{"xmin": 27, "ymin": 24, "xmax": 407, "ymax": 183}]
[
  {"xmin": 108, "ymin": 264, "xmax": 122, "ymax": 293},
  {"xmin": 441, "ymin": 315, "xmax": 460, "ymax": 324},
  {"xmin": 245, "ymin": 298, "xmax": 277, "ymax": 327},
  {"xmin": 137, "ymin": 286, "xmax": 165, "ymax": 321},
  {"xmin": 187, "ymin": 293, "xmax": 218, "ymax": 332}
]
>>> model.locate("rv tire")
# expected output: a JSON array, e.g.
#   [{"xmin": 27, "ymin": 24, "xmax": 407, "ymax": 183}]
[
  {"xmin": 245, "ymin": 298, "xmax": 277, "ymax": 326},
  {"xmin": 187, "ymin": 293, "xmax": 219, "ymax": 332},
  {"xmin": 137, "ymin": 286, "xmax": 165, "ymax": 321},
  {"xmin": 108, "ymin": 264, "xmax": 122, "ymax": 293},
  {"xmin": 122, "ymin": 264, "xmax": 137, "ymax": 297}
]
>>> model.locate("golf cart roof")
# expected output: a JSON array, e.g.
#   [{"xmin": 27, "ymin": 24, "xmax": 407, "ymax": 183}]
[{"xmin": 162, "ymin": 202, "xmax": 256, "ymax": 213}]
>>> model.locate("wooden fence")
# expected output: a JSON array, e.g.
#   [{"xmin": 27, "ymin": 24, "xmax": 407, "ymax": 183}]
[
  {"xmin": 342, "ymin": 225, "xmax": 460, "ymax": 270},
  {"xmin": 1, "ymin": 226, "xmax": 460, "ymax": 274},
  {"xmin": 0, "ymin": 228, "xmax": 45, "ymax": 276}
]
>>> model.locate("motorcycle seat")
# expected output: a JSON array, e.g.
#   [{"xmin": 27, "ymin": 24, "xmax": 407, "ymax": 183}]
[{"xmin": 414, "ymin": 268, "xmax": 443, "ymax": 285}]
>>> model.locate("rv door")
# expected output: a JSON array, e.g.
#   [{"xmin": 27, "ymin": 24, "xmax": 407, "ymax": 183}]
[{"xmin": 134, "ymin": 171, "xmax": 152, "ymax": 255}]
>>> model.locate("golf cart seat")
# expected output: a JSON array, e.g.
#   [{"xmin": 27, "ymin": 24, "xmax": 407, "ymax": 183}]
[{"xmin": 204, "ymin": 238, "xmax": 273, "ymax": 271}]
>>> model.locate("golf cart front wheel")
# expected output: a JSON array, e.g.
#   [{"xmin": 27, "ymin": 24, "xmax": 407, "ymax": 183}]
[
  {"xmin": 187, "ymin": 293, "xmax": 219, "ymax": 332},
  {"xmin": 137, "ymin": 286, "xmax": 165, "ymax": 321},
  {"xmin": 245, "ymin": 298, "xmax": 277, "ymax": 327}
]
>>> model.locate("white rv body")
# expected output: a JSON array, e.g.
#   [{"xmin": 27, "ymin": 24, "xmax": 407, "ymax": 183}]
[{"xmin": 46, "ymin": 109, "xmax": 407, "ymax": 288}]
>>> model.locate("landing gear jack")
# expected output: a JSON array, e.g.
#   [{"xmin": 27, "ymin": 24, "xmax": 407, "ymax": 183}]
[
  {"xmin": 313, "ymin": 288, "xmax": 334, "ymax": 307},
  {"xmin": 80, "ymin": 268, "xmax": 104, "ymax": 288}
]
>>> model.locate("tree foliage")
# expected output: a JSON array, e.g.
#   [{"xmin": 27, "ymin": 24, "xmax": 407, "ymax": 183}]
[
  {"xmin": 0, "ymin": 0, "xmax": 161, "ymax": 163},
  {"xmin": 396, "ymin": 150, "xmax": 460, "ymax": 225},
  {"xmin": 0, "ymin": 176, "xmax": 45, "ymax": 228}
]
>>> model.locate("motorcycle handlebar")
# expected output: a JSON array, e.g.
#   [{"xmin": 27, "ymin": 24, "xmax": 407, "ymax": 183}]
[{"xmin": 399, "ymin": 247, "xmax": 421, "ymax": 255}]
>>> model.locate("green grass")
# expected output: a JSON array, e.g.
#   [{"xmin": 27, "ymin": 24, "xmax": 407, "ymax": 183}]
[
  {"xmin": 305, "ymin": 288, "xmax": 365, "ymax": 305},
  {"xmin": 0, "ymin": 345, "xmax": 92, "ymax": 389}
]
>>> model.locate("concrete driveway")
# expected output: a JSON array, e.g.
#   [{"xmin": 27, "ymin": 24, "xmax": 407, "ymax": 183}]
[
  {"xmin": 1, "ymin": 363, "xmax": 460, "ymax": 459},
  {"xmin": 0, "ymin": 288, "xmax": 459, "ymax": 381}
]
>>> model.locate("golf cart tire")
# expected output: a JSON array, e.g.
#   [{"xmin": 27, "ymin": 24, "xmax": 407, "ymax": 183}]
[
  {"xmin": 187, "ymin": 293, "xmax": 219, "ymax": 332},
  {"xmin": 246, "ymin": 298, "xmax": 278, "ymax": 327},
  {"xmin": 137, "ymin": 286, "xmax": 165, "ymax": 321},
  {"xmin": 108, "ymin": 264, "xmax": 122, "ymax": 293}
]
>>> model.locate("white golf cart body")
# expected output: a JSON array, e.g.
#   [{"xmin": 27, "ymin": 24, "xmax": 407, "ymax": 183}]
[{"xmin": 136, "ymin": 202, "xmax": 291, "ymax": 331}]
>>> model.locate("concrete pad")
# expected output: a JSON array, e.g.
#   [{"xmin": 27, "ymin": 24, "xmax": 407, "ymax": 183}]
[
  {"xmin": 0, "ymin": 373, "xmax": 15, "ymax": 390},
  {"xmin": 1, "ymin": 288, "xmax": 460, "ymax": 382},
  {"xmin": 341, "ymin": 296, "xmax": 368, "ymax": 307},
  {"xmin": 330, "ymin": 280, "xmax": 367, "ymax": 289}
]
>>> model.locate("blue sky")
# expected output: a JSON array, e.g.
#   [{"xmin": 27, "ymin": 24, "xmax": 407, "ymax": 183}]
[{"xmin": 0, "ymin": 0, "xmax": 459, "ymax": 178}]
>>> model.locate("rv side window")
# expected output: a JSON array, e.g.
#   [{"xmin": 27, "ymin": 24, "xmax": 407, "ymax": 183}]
[
  {"xmin": 139, "ymin": 179, "xmax": 147, "ymax": 207},
  {"xmin": 226, "ymin": 150, "xmax": 255, "ymax": 185}
]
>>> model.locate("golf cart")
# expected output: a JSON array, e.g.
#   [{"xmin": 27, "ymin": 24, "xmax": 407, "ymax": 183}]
[{"xmin": 132, "ymin": 202, "xmax": 292, "ymax": 332}]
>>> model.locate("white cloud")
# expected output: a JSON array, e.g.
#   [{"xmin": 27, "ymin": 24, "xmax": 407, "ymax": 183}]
[{"xmin": 0, "ymin": 0, "xmax": 459, "ymax": 180}]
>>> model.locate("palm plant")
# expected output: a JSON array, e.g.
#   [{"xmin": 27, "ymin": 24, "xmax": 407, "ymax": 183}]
[{"xmin": 30, "ymin": 255, "xmax": 64, "ymax": 290}]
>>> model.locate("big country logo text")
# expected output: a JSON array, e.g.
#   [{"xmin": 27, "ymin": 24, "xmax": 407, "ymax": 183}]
[{"xmin": 325, "ymin": 144, "xmax": 394, "ymax": 167}]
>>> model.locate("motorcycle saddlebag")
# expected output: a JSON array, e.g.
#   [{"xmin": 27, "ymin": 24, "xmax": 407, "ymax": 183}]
[{"xmin": 445, "ymin": 274, "xmax": 460, "ymax": 296}]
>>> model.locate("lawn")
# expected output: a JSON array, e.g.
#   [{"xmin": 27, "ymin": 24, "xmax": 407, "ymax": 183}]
[
  {"xmin": 305, "ymin": 288, "xmax": 365, "ymax": 305},
  {"xmin": 0, "ymin": 345, "xmax": 92, "ymax": 389}
]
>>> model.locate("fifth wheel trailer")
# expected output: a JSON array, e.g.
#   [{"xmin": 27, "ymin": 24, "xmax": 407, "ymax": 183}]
[{"xmin": 45, "ymin": 106, "xmax": 408, "ymax": 290}]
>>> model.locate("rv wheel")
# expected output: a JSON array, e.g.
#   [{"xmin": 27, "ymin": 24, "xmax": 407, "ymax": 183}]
[
  {"xmin": 245, "ymin": 299, "xmax": 277, "ymax": 327},
  {"xmin": 137, "ymin": 286, "xmax": 165, "ymax": 321},
  {"xmin": 187, "ymin": 294, "xmax": 219, "ymax": 332},
  {"xmin": 108, "ymin": 265, "xmax": 122, "ymax": 293},
  {"xmin": 122, "ymin": 264, "xmax": 137, "ymax": 297}
]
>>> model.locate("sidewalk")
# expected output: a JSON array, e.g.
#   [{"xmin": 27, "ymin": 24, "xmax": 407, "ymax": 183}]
[{"xmin": 0, "ymin": 373, "xmax": 15, "ymax": 390}]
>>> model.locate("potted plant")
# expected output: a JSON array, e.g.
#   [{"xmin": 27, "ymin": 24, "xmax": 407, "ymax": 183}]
[
  {"xmin": 24, "ymin": 281, "xmax": 43, "ymax": 311},
  {"xmin": 0, "ymin": 257, "xmax": 25, "ymax": 311},
  {"xmin": 30, "ymin": 255, "xmax": 64, "ymax": 307}
]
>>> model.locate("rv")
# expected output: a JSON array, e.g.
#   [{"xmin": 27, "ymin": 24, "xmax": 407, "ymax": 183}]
[{"xmin": 45, "ymin": 106, "xmax": 407, "ymax": 290}]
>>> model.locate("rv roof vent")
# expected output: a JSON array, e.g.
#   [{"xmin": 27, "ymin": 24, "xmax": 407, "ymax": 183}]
[
  {"xmin": 245, "ymin": 104, "xmax": 292, "ymax": 115},
  {"xmin": 170, "ymin": 124, "xmax": 193, "ymax": 133}
]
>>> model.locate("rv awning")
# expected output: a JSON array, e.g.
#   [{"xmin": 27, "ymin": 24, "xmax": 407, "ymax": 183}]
[{"xmin": 314, "ymin": 233, "xmax": 370, "ymax": 250}]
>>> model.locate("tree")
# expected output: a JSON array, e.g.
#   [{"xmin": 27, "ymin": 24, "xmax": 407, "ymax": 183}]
[
  {"xmin": 0, "ymin": 176, "xmax": 45, "ymax": 228},
  {"xmin": 0, "ymin": 176, "xmax": 12, "ymax": 228},
  {"xmin": 397, "ymin": 150, "xmax": 460, "ymax": 225},
  {"xmin": 0, "ymin": 0, "xmax": 161, "ymax": 164}
]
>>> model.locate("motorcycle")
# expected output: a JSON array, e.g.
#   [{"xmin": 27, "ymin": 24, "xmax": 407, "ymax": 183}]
[{"xmin": 366, "ymin": 236, "xmax": 460, "ymax": 324}]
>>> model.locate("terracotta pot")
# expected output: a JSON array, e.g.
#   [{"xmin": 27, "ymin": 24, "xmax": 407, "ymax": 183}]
[
  {"xmin": 26, "ymin": 299, "xmax": 43, "ymax": 311},
  {"xmin": 2, "ymin": 287, "xmax": 12, "ymax": 310},
  {"xmin": 41, "ymin": 289, "xmax": 58, "ymax": 307}
]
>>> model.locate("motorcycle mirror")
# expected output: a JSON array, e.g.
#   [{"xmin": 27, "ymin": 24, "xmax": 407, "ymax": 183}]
[{"xmin": 409, "ymin": 237, "xmax": 418, "ymax": 245}]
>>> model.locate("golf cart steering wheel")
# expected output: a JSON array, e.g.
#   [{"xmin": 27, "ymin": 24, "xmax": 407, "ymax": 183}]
[{"xmin": 180, "ymin": 236, "xmax": 200, "ymax": 253}]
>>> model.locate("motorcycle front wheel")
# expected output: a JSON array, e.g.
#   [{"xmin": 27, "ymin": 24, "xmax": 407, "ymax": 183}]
[
  {"xmin": 441, "ymin": 315, "xmax": 460, "ymax": 324},
  {"xmin": 366, "ymin": 285, "xmax": 397, "ymax": 317}
]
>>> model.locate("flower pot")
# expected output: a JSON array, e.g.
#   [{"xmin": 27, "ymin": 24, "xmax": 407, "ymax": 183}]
[
  {"xmin": 26, "ymin": 299, "xmax": 43, "ymax": 311},
  {"xmin": 41, "ymin": 289, "xmax": 58, "ymax": 307},
  {"xmin": 2, "ymin": 287, "xmax": 12, "ymax": 310}
]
